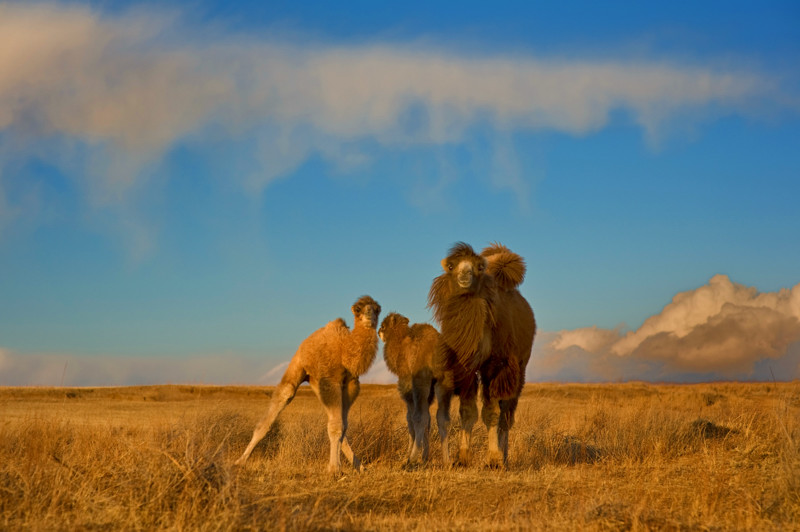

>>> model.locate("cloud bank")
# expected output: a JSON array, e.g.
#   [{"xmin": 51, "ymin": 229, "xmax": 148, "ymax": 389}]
[
  {"xmin": 4, "ymin": 275, "xmax": 799, "ymax": 386},
  {"xmin": 0, "ymin": 346, "xmax": 402, "ymax": 387},
  {"xmin": 0, "ymin": 348, "xmax": 283, "ymax": 387},
  {"xmin": 0, "ymin": 2, "xmax": 794, "ymax": 242},
  {"xmin": 534, "ymin": 275, "xmax": 800, "ymax": 382}
]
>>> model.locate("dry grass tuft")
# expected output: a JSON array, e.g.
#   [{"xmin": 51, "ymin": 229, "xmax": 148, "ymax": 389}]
[
  {"xmin": 1, "ymin": 382, "xmax": 798, "ymax": 530},
  {"xmin": 688, "ymin": 418, "xmax": 737, "ymax": 439}
]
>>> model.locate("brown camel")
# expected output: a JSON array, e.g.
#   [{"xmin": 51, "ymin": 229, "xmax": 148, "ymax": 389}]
[
  {"xmin": 235, "ymin": 295, "xmax": 381, "ymax": 474},
  {"xmin": 379, "ymin": 313, "xmax": 451, "ymax": 465},
  {"xmin": 428, "ymin": 242, "xmax": 536, "ymax": 468}
]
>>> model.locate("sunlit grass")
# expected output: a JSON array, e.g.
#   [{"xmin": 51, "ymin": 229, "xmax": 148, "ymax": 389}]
[{"xmin": 1, "ymin": 382, "xmax": 798, "ymax": 530}]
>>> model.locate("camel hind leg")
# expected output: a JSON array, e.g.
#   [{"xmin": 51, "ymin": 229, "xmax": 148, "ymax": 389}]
[
  {"xmin": 498, "ymin": 397, "xmax": 519, "ymax": 464},
  {"xmin": 235, "ymin": 360, "xmax": 305, "ymax": 466}
]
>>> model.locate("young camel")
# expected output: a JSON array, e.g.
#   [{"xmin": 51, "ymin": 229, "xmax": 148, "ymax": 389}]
[
  {"xmin": 235, "ymin": 295, "xmax": 381, "ymax": 474},
  {"xmin": 379, "ymin": 313, "xmax": 450, "ymax": 466}
]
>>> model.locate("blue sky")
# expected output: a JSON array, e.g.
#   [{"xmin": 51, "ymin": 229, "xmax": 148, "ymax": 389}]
[{"xmin": 1, "ymin": 1, "xmax": 799, "ymax": 385}]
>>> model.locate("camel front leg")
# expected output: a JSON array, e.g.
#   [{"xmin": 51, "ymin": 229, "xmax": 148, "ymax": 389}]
[
  {"xmin": 418, "ymin": 375, "xmax": 435, "ymax": 463},
  {"xmin": 434, "ymin": 381, "xmax": 453, "ymax": 466},
  {"xmin": 340, "ymin": 377, "xmax": 363, "ymax": 472},
  {"xmin": 456, "ymin": 377, "xmax": 479, "ymax": 466},
  {"xmin": 408, "ymin": 372, "xmax": 432, "ymax": 465},
  {"xmin": 414, "ymin": 389, "xmax": 432, "ymax": 463},
  {"xmin": 326, "ymin": 411, "xmax": 344, "ymax": 475},
  {"xmin": 340, "ymin": 436, "xmax": 361, "ymax": 472},
  {"xmin": 457, "ymin": 395, "xmax": 478, "ymax": 466},
  {"xmin": 482, "ymin": 396, "xmax": 503, "ymax": 468},
  {"xmin": 402, "ymin": 389, "xmax": 417, "ymax": 461},
  {"xmin": 313, "ymin": 378, "xmax": 346, "ymax": 475}
]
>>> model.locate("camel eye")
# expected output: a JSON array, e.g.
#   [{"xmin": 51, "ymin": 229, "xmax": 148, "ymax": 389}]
[
  {"xmin": 354, "ymin": 306, "xmax": 361, "ymax": 314},
  {"xmin": 447, "ymin": 262, "xmax": 454, "ymax": 271},
  {"xmin": 478, "ymin": 263, "xmax": 485, "ymax": 272}
]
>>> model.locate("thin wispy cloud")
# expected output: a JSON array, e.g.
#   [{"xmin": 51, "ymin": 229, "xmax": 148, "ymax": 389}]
[
  {"xmin": 259, "ymin": 360, "xmax": 290, "ymax": 385},
  {"xmin": 0, "ymin": 2, "xmax": 793, "ymax": 246},
  {"xmin": 0, "ymin": 348, "xmax": 280, "ymax": 387}
]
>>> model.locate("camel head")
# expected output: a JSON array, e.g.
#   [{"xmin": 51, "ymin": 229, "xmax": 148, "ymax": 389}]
[
  {"xmin": 440, "ymin": 242, "xmax": 489, "ymax": 294},
  {"xmin": 352, "ymin": 295, "xmax": 381, "ymax": 329},
  {"xmin": 378, "ymin": 312, "xmax": 410, "ymax": 342},
  {"xmin": 428, "ymin": 242, "xmax": 496, "ymax": 366}
]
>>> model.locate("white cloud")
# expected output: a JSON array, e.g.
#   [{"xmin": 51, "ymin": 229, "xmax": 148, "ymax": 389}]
[
  {"xmin": 550, "ymin": 326, "xmax": 621, "ymax": 354},
  {"xmin": 538, "ymin": 275, "xmax": 800, "ymax": 381}
]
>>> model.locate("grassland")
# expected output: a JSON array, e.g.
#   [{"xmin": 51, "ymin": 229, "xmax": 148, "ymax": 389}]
[{"xmin": 1, "ymin": 382, "xmax": 798, "ymax": 530}]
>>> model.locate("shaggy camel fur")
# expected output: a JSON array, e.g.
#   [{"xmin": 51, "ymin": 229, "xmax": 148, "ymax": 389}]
[
  {"xmin": 428, "ymin": 242, "xmax": 536, "ymax": 468},
  {"xmin": 379, "ymin": 313, "xmax": 450, "ymax": 465},
  {"xmin": 235, "ymin": 295, "xmax": 381, "ymax": 474}
]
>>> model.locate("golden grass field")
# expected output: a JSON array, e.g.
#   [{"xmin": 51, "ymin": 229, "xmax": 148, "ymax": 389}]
[{"xmin": 1, "ymin": 382, "xmax": 798, "ymax": 531}]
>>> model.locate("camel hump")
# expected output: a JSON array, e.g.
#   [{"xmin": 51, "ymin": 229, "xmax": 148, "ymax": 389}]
[
  {"xmin": 481, "ymin": 243, "xmax": 526, "ymax": 291},
  {"xmin": 327, "ymin": 318, "xmax": 350, "ymax": 334},
  {"xmin": 410, "ymin": 323, "xmax": 438, "ymax": 340}
]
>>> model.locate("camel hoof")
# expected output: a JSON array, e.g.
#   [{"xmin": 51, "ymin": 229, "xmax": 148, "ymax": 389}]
[
  {"xmin": 453, "ymin": 449, "xmax": 471, "ymax": 467},
  {"xmin": 452, "ymin": 457, "xmax": 470, "ymax": 468},
  {"xmin": 485, "ymin": 459, "xmax": 505, "ymax": 470},
  {"xmin": 485, "ymin": 451, "xmax": 505, "ymax": 470},
  {"xmin": 402, "ymin": 461, "xmax": 423, "ymax": 471}
]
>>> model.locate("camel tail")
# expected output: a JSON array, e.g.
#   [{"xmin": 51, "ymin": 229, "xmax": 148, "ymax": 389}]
[{"xmin": 481, "ymin": 243, "xmax": 526, "ymax": 291}]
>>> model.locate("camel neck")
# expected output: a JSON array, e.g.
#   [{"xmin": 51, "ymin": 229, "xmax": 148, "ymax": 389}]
[
  {"xmin": 343, "ymin": 324, "xmax": 378, "ymax": 377},
  {"xmin": 381, "ymin": 328, "xmax": 407, "ymax": 375}
]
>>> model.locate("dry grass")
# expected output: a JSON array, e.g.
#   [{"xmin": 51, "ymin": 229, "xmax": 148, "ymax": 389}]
[{"xmin": 1, "ymin": 382, "xmax": 798, "ymax": 530}]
